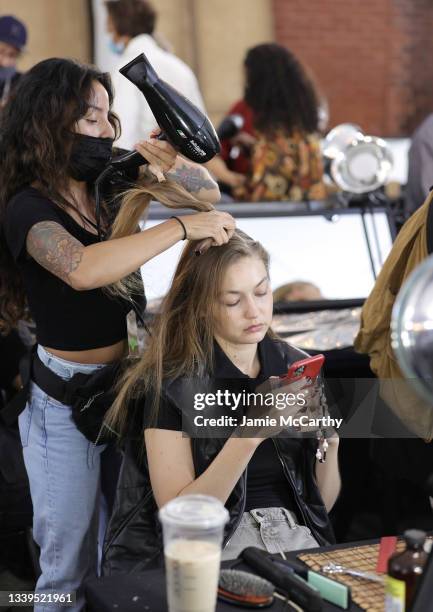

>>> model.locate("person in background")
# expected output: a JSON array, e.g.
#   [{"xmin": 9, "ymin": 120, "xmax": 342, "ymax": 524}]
[
  {"xmin": 406, "ymin": 113, "xmax": 433, "ymax": 216},
  {"xmin": 105, "ymin": 0, "xmax": 205, "ymax": 149},
  {"xmin": 355, "ymin": 189, "xmax": 433, "ymax": 534},
  {"xmin": 273, "ymin": 281, "xmax": 324, "ymax": 303},
  {"xmin": 0, "ymin": 15, "xmax": 27, "ymax": 107},
  {"xmin": 207, "ymin": 99, "xmax": 255, "ymax": 193},
  {"xmin": 208, "ymin": 44, "xmax": 328, "ymax": 201}
]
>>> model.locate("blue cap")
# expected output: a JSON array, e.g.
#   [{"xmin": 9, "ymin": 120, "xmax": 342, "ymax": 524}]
[{"xmin": 0, "ymin": 15, "xmax": 27, "ymax": 50}]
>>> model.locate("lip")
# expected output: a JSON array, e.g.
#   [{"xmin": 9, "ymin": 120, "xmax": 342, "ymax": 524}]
[{"xmin": 244, "ymin": 324, "xmax": 264, "ymax": 333}]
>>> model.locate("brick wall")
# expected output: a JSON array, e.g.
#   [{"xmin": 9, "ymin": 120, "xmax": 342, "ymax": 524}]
[{"xmin": 273, "ymin": 0, "xmax": 433, "ymax": 136}]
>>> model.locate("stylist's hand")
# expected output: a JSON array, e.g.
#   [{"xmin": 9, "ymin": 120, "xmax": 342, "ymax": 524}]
[
  {"xmin": 180, "ymin": 210, "xmax": 236, "ymax": 245},
  {"xmin": 134, "ymin": 128, "xmax": 177, "ymax": 182}
]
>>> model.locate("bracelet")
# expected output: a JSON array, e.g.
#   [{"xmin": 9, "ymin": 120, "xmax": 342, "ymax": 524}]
[{"xmin": 170, "ymin": 215, "xmax": 187, "ymax": 240}]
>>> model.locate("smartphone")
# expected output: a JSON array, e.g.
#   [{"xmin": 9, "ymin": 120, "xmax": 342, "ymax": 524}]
[{"xmin": 281, "ymin": 354, "xmax": 325, "ymax": 383}]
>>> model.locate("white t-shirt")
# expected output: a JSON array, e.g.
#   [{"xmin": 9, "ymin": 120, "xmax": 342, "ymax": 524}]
[{"xmin": 111, "ymin": 34, "xmax": 205, "ymax": 149}]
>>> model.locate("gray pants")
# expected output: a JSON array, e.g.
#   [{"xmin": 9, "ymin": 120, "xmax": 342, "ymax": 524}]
[{"xmin": 222, "ymin": 507, "xmax": 319, "ymax": 561}]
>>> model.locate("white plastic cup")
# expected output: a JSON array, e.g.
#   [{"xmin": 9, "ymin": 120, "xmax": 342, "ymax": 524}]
[{"xmin": 159, "ymin": 494, "xmax": 229, "ymax": 612}]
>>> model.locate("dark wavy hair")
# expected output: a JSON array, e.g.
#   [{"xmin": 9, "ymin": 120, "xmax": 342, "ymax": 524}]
[
  {"xmin": 244, "ymin": 43, "xmax": 319, "ymax": 136},
  {"xmin": 0, "ymin": 58, "xmax": 120, "ymax": 332}
]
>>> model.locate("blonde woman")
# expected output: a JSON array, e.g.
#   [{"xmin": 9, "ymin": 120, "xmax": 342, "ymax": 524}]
[{"xmin": 103, "ymin": 230, "xmax": 340, "ymax": 573}]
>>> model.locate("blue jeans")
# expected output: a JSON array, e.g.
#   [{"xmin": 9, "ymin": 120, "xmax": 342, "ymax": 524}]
[
  {"xmin": 18, "ymin": 346, "xmax": 107, "ymax": 612},
  {"xmin": 221, "ymin": 508, "xmax": 319, "ymax": 560}
]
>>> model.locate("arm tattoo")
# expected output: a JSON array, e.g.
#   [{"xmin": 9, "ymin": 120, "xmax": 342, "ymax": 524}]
[
  {"xmin": 166, "ymin": 163, "xmax": 216, "ymax": 193},
  {"xmin": 26, "ymin": 221, "xmax": 84, "ymax": 285}
]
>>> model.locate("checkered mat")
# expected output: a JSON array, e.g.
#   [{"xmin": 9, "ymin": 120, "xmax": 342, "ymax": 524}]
[{"xmin": 298, "ymin": 541, "xmax": 410, "ymax": 612}]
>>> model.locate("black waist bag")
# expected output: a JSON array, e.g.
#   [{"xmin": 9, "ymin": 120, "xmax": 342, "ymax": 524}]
[
  {"xmin": 2, "ymin": 349, "xmax": 123, "ymax": 444},
  {"xmin": 67, "ymin": 362, "xmax": 123, "ymax": 445},
  {"xmin": 4, "ymin": 349, "xmax": 122, "ymax": 444}
]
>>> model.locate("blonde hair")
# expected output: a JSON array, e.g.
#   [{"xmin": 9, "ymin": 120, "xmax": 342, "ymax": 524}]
[
  {"xmin": 105, "ymin": 229, "xmax": 271, "ymax": 437},
  {"xmin": 106, "ymin": 168, "xmax": 213, "ymax": 299}
]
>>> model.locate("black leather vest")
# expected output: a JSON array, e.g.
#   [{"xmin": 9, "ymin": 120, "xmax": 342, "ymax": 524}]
[{"xmin": 102, "ymin": 338, "xmax": 335, "ymax": 575}]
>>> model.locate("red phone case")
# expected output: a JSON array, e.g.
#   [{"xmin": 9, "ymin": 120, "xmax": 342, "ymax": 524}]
[{"xmin": 281, "ymin": 354, "xmax": 325, "ymax": 383}]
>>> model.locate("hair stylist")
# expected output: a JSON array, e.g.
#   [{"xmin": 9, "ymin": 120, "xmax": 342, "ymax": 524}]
[{"xmin": 0, "ymin": 57, "xmax": 234, "ymax": 612}]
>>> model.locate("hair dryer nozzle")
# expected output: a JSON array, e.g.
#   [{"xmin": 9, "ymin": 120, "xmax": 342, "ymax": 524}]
[
  {"xmin": 119, "ymin": 53, "xmax": 220, "ymax": 163},
  {"xmin": 119, "ymin": 53, "xmax": 158, "ymax": 89}
]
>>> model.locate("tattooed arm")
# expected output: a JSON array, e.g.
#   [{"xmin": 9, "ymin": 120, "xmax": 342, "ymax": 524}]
[
  {"xmin": 26, "ymin": 211, "xmax": 235, "ymax": 290},
  {"xmin": 166, "ymin": 156, "xmax": 221, "ymax": 203},
  {"xmin": 26, "ymin": 220, "xmax": 189, "ymax": 290},
  {"xmin": 134, "ymin": 133, "xmax": 220, "ymax": 204},
  {"xmin": 26, "ymin": 222, "xmax": 85, "ymax": 286}
]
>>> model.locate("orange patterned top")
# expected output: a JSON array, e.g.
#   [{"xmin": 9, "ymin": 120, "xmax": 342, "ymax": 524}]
[{"xmin": 234, "ymin": 129, "xmax": 328, "ymax": 202}]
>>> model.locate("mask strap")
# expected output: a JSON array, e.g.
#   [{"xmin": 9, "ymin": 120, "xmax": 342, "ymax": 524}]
[{"xmin": 94, "ymin": 165, "xmax": 115, "ymax": 241}]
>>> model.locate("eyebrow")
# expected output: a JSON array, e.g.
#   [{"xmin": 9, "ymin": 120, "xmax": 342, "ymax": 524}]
[
  {"xmin": 87, "ymin": 104, "xmax": 104, "ymax": 112},
  {"xmin": 223, "ymin": 276, "xmax": 268, "ymax": 295}
]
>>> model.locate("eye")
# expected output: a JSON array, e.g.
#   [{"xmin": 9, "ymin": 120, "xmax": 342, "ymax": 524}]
[
  {"xmin": 225, "ymin": 300, "xmax": 240, "ymax": 307},
  {"xmin": 86, "ymin": 119, "xmax": 98, "ymax": 124},
  {"xmin": 255, "ymin": 291, "xmax": 268, "ymax": 297}
]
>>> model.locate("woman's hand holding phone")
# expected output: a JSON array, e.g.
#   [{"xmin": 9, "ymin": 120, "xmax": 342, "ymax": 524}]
[
  {"xmin": 234, "ymin": 375, "xmax": 322, "ymax": 443},
  {"xmin": 234, "ymin": 354, "xmax": 328, "ymax": 443}
]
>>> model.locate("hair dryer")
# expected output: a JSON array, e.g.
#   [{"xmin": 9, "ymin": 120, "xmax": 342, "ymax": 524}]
[{"xmin": 109, "ymin": 53, "xmax": 220, "ymax": 170}]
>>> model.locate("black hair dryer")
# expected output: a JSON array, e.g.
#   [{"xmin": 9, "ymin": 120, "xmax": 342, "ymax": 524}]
[{"xmin": 110, "ymin": 53, "xmax": 220, "ymax": 170}]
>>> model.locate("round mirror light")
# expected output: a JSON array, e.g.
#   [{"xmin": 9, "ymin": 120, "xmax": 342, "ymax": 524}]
[
  {"xmin": 391, "ymin": 255, "xmax": 433, "ymax": 404},
  {"xmin": 322, "ymin": 123, "xmax": 363, "ymax": 159},
  {"xmin": 330, "ymin": 136, "xmax": 393, "ymax": 194}
]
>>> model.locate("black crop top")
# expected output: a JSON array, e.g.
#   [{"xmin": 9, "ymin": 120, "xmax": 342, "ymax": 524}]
[{"xmin": 4, "ymin": 187, "xmax": 137, "ymax": 350}]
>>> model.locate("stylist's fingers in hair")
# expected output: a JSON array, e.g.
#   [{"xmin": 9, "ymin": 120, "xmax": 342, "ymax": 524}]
[
  {"xmin": 219, "ymin": 211, "xmax": 236, "ymax": 238},
  {"xmin": 211, "ymin": 228, "xmax": 230, "ymax": 246},
  {"xmin": 181, "ymin": 210, "xmax": 236, "ymax": 242},
  {"xmin": 223, "ymin": 220, "xmax": 236, "ymax": 240}
]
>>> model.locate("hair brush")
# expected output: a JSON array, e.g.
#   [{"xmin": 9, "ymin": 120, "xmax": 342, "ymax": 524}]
[{"xmin": 218, "ymin": 569, "xmax": 301, "ymax": 609}]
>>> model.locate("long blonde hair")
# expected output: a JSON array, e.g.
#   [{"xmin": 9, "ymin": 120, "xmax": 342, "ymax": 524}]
[
  {"xmin": 107, "ymin": 168, "xmax": 213, "ymax": 298},
  {"xmin": 105, "ymin": 229, "xmax": 271, "ymax": 436}
]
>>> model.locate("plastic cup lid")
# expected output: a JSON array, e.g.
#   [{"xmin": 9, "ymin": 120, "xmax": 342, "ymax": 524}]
[{"xmin": 159, "ymin": 494, "xmax": 229, "ymax": 529}]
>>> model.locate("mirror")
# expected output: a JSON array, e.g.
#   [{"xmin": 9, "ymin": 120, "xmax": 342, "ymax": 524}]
[
  {"xmin": 392, "ymin": 255, "xmax": 433, "ymax": 403},
  {"xmin": 141, "ymin": 202, "xmax": 394, "ymax": 301}
]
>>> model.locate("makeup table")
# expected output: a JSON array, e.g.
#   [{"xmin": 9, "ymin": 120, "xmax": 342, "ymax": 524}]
[{"xmin": 85, "ymin": 540, "xmax": 380, "ymax": 611}]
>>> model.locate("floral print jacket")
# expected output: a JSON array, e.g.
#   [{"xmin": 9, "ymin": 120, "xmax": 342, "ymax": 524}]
[{"xmin": 235, "ymin": 129, "xmax": 328, "ymax": 202}]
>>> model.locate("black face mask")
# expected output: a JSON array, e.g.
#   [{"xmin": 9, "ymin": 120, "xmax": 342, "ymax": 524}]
[{"xmin": 68, "ymin": 133, "xmax": 114, "ymax": 182}]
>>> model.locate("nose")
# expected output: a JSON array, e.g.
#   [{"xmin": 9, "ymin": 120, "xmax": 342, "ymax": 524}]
[
  {"xmin": 101, "ymin": 117, "xmax": 116, "ymax": 139},
  {"xmin": 244, "ymin": 296, "xmax": 260, "ymax": 320}
]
